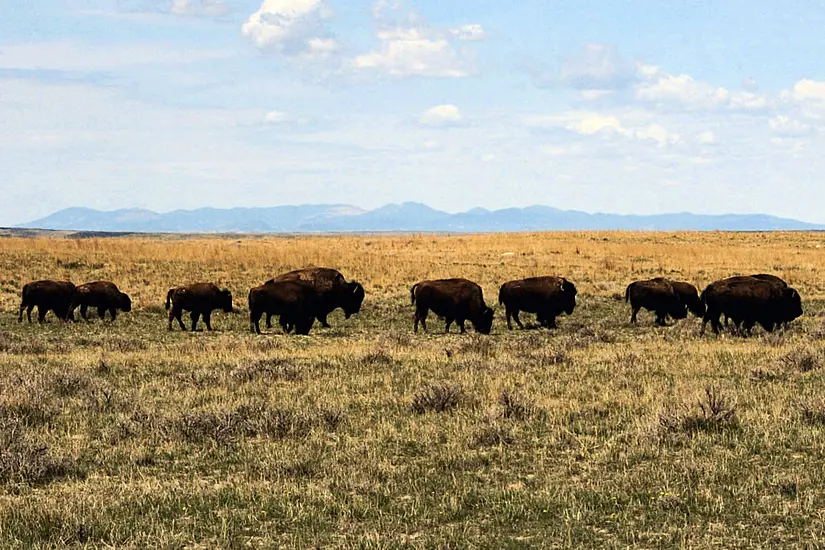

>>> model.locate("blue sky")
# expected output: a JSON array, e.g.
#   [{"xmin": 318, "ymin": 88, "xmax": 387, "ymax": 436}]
[{"xmin": 1, "ymin": 0, "xmax": 825, "ymax": 225}]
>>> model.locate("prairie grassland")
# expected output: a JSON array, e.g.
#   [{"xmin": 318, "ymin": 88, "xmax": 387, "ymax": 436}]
[{"xmin": 1, "ymin": 231, "xmax": 825, "ymax": 548}]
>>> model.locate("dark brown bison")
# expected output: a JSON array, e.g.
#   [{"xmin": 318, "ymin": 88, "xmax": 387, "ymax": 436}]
[
  {"xmin": 165, "ymin": 283, "xmax": 233, "ymax": 331},
  {"xmin": 625, "ymin": 278, "xmax": 689, "ymax": 326},
  {"xmin": 266, "ymin": 268, "xmax": 365, "ymax": 329},
  {"xmin": 411, "ymin": 278, "xmax": 494, "ymax": 334},
  {"xmin": 700, "ymin": 276, "xmax": 802, "ymax": 335},
  {"xmin": 668, "ymin": 280, "xmax": 706, "ymax": 318},
  {"xmin": 498, "ymin": 276, "xmax": 577, "ymax": 330},
  {"xmin": 70, "ymin": 281, "xmax": 131, "ymax": 322},
  {"xmin": 723, "ymin": 274, "xmax": 788, "ymax": 327},
  {"xmin": 18, "ymin": 280, "xmax": 77, "ymax": 323},
  {"xmin": 249, "ymin": 281, "xmax": 318, "ymax": 335}
]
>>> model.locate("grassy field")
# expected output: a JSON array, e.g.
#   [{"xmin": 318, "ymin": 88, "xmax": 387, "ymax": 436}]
[{"xmin": 2, "ymin": 231, "xmax": 825, "ymax": 548}]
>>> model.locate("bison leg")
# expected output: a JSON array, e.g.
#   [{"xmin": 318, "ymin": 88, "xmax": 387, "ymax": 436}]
[
  {"xmin": 655, "ymin": 312, "xmax": 668, "ymax": 326},
  {"xmin": 294, "ymin": 317, "xmax": 313, "ymax": 335},
  {"xmin": 190, "ymin": 311, "xmax": 201, "ymax": 332},
  {"xmin": 414, "ymin": 307, "xmax": 428, "ymax": 333},
  {"xmin": 630, "ymin": 305, "xmax": 640, "ymax": 324},
  {"xmin": 79, "ymin": 304, "xmax": 89, "ymax": 321},
  {"xmin": 512, "ymin": 310, "xmax": 525, "ymax": 330},
  {"xmin": 37, "ymin": 306, "xmax": 48, "ymax": 323},
  {"xmin": 443, "ymin": 317, "xmax": 455, "ymax": 333},
  {"xmin": 458, "ymin": 319, "xmax": 467, "ymax": 334},
  {"xmin": 250, "ymin": 309, "xmax": 262, "ymax": 334},
  {"xmin": 504, "ymin": 307, "xmax": 513, "ymax": 330},
  {"xmin": 544, "ymin": 314, "xmax": 558, "ymax": 329},
  {"xmin": 97, "ymin": 306, "xmax": 106, "ymax": 320},
  {"xmin": 109, "ymin": 308, "xmax": 118, "ymax": 321},
  {"xmin": 18, "ymin": 300, "xmax": 26, "ymax": 323},
  {"xmin": 266, "ymin": 313, "xmax": 273, "ymax": 329},
  {"xmin": 317, "ymin": 313, "xmax": 331, "ymax": 329},
  {"xmin": 26, "ymin": 304, "xmax": 34, "ymax": 323},
  {"xmin": 203, "ymin": 311, "xmax": 213, "ymax": 331}
]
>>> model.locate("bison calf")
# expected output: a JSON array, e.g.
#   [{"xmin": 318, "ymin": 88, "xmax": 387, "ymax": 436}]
[
  {"xmin": 71, "ymin": 281, "xmax": 131, "ymax": 322},
  {"xmin": 498, "ymin": 276, "xmax": 577, "ymax": 330},
  {"xmin": 411, "ymin": 278, "xmax": 494, "ymax": 335},
  {"xmin": 18, "ymin": 280, "xmax": 77, "ymax": 323},
  {"xmin": 625, "ymin": 278, "xmax": 690, "ymax": 326},
  {"xmin": 165, "ymin": 283, "xmax": 233, "ymax": 331},
  {"xmin": 266, "ymin": 267, "xmax": 365, "ymax": 329},
  {"xmin": 249, "ymin": 281, "xmax": 318, "ymax": 335}
]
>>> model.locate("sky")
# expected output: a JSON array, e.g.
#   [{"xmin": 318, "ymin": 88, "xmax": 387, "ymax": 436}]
[{"xmin": 1, "ymin": 0, "xmax": 825, "ymax": 225}]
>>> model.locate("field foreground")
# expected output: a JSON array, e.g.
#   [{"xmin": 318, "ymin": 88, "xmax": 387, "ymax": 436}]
[{"xmin": 2, "ymin": 231, "xmax": 825, "ymax": 547}]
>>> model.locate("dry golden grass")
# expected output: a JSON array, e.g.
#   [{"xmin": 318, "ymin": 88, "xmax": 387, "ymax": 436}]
[{"xmin": 1, "ymin": 231, "xmax": 825, "ymax": 547}]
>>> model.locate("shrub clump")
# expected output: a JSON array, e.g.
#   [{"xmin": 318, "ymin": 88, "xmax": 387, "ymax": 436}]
[
  {"xmin": 659, "ymin": 387, "xmax": 738, "ymax": 435},
  {"xmin": 411, "ymin": 383, "xmax": 464, "ymax": 414},
  {"xmin": 778, "ymin": 347, "xmax": 823, "ymax": 373},
  {"xmin": 0, "ymin": 420, "xmax": 82, "ymax": 485}
]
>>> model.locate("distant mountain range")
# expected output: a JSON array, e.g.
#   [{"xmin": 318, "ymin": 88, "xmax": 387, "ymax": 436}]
[{"xmin": 16, "ymin": 203, "xmax": 825, "ymax": 233}]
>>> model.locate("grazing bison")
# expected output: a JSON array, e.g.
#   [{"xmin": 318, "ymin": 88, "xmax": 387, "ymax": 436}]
[
  {"xmin": 71, "ymin": 281, "xmax": 131, "ymax": 322},
  {"xmin": 700, "ymin": 276, "xmax": 802, "ymax": 335},
  {"xmin": 498, "ymin": 276, "xmax": 577, "ymax": 330},
  {"xmin": 249, "ymin": 281, "xmax": 318, "ymax": 335},
  {"xmin": 411, "ymin": 278, "xmax": 494, "ymax": 334},
  {"xmin": 625, "ymin": 278, "xmax": 689, "ymax": 326},
  {"xmin": 18, "ymin": 280, "xmax": 77, "ymax": 323},
  {"xmin": 266, "ymin": 268, "xmax": 365, "ymax": 329},
  {"xmin": 668, "ymin": 280, "xmax": 706, "ymax": 318},
  {"xmin": 723, "ymin": 274, "xmax": 788, "ymax": 327},
  {"xmin": 165, "ymin": 283, "xmax": 233, "ymax": 331}
]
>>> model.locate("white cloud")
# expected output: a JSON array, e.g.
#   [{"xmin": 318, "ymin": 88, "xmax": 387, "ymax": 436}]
[
  {"xmin": 241, "ymin": 0, "xmax": 336, "ymax": 58},
  {"xmin": 560, "ymin": 43, "xmax": 635, "ymax": 89},
  {"xmin": 526, "ymin": 111, "xmax": 679, "ymax": 145},
  {"xmin": 263, "ymin": 110, "xmax": 292, "ymax": 123},
  {"xmin": 170, "ymin": 0, "xmax": 228, "ymax": 16},
  {"xmin": 353, "ymin": 28, "xmax": 469, "ymax": 78},
  {"xmin": 769, "ymin": 116, "xmax": 812, "ymax": 137},
  {"xmin": 353, "ymin": 1, "xmax": 475, "ymax": 78},
  {"xmin": 635, "ymin": 72, "xmax": 770, "ymax": 112},
  {"xmin": 787, "ymin": 79, "xmax": 825, "ymax": 102},
  {"xmin": 578, "ymin": 89, "xmax": 615, "ymax": 101},
  {"xmin": 696, "ymin": 131, "xmax": 716, "ymax": 145},
  {"xmin": 449, "ymin": 24, "xmax": 487, "ymax": 42},
  {"xmin": 635, "ymin": 74, "xmax": 731, "ymax": 109},
  {"xmin": 420, "ymin": 104, "xmax": 464, "ymax": 127}
]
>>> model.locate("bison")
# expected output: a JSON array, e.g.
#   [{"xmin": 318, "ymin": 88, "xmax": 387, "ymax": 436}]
[
  {"xmin": 70, "ymin": 281, "xmax": 131, "ymax": 322},
  {"xmin": 498, "ymin": 276, "xmax": 577, "ymax": 330},
  {"xmin": 266, "ymin": 268, "xmax": 365, "ymax": 329},
  {"xmin": 625, "ymin": 278, "xmax": 690, "ymax": 326},
  {"xmin": 165, "ymin": 283, "xmax": 233, "ymax": 331},
  {"xmin": 249, "ymin": 281, "xmax": 318, "ymax": 335},
  {"xmin": 410, "ymin": 278, "xmax": 494, "ymax": 334},
  {"xmin": 700, "ymin": 276, "xmax": 802, "ymax": 335},
  {"xmin": 18, "ymin": 280, "xmax": 77, "ymax": 323},
  {"xmin": 723, "ymin": 274, "xmax": 788, "ymax": 327}
]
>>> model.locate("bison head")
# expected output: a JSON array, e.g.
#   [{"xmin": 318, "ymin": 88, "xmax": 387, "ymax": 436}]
[
  {"xmin": 342, "ymin": 281, "xmax": 365, "ymax": 318},
  {"xmin": 472, "ymin": 306, "xmax": 495, "ymax": 335},
  {"xmin": 781, "ymin": 287, "xmax": 803, "ymax": 323},
  {"xmin": 119, "ymin": 292, "xmax": 132, "ymax": 312},
  {"xmin": 220, "ymin": 289, "xmax": 234, "ymax": 313},
  {"xmin": 561, "ymin": 279, "xmax": 578, "ymax": 315}
]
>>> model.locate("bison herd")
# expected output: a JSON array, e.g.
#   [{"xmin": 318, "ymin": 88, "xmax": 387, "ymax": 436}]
[{"xmin": 15, "ymin": 269, "xmax": 803, "ymax": 337}]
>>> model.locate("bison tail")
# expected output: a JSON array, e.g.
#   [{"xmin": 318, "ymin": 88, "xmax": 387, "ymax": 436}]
[
  {"xmin": 498, "ymin": 285, "xmax": 505, "ymax": 306},
  {"xmin": 624, "ymin": 284, "xmax": 631, "ymax": 303},
  {"xmin": 410, "ymin": 283, "xmax": 418, "ymax": 305},
  {"xmin": 165, "ymin": 288, "xmax": 173, "ymax": 310}
]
